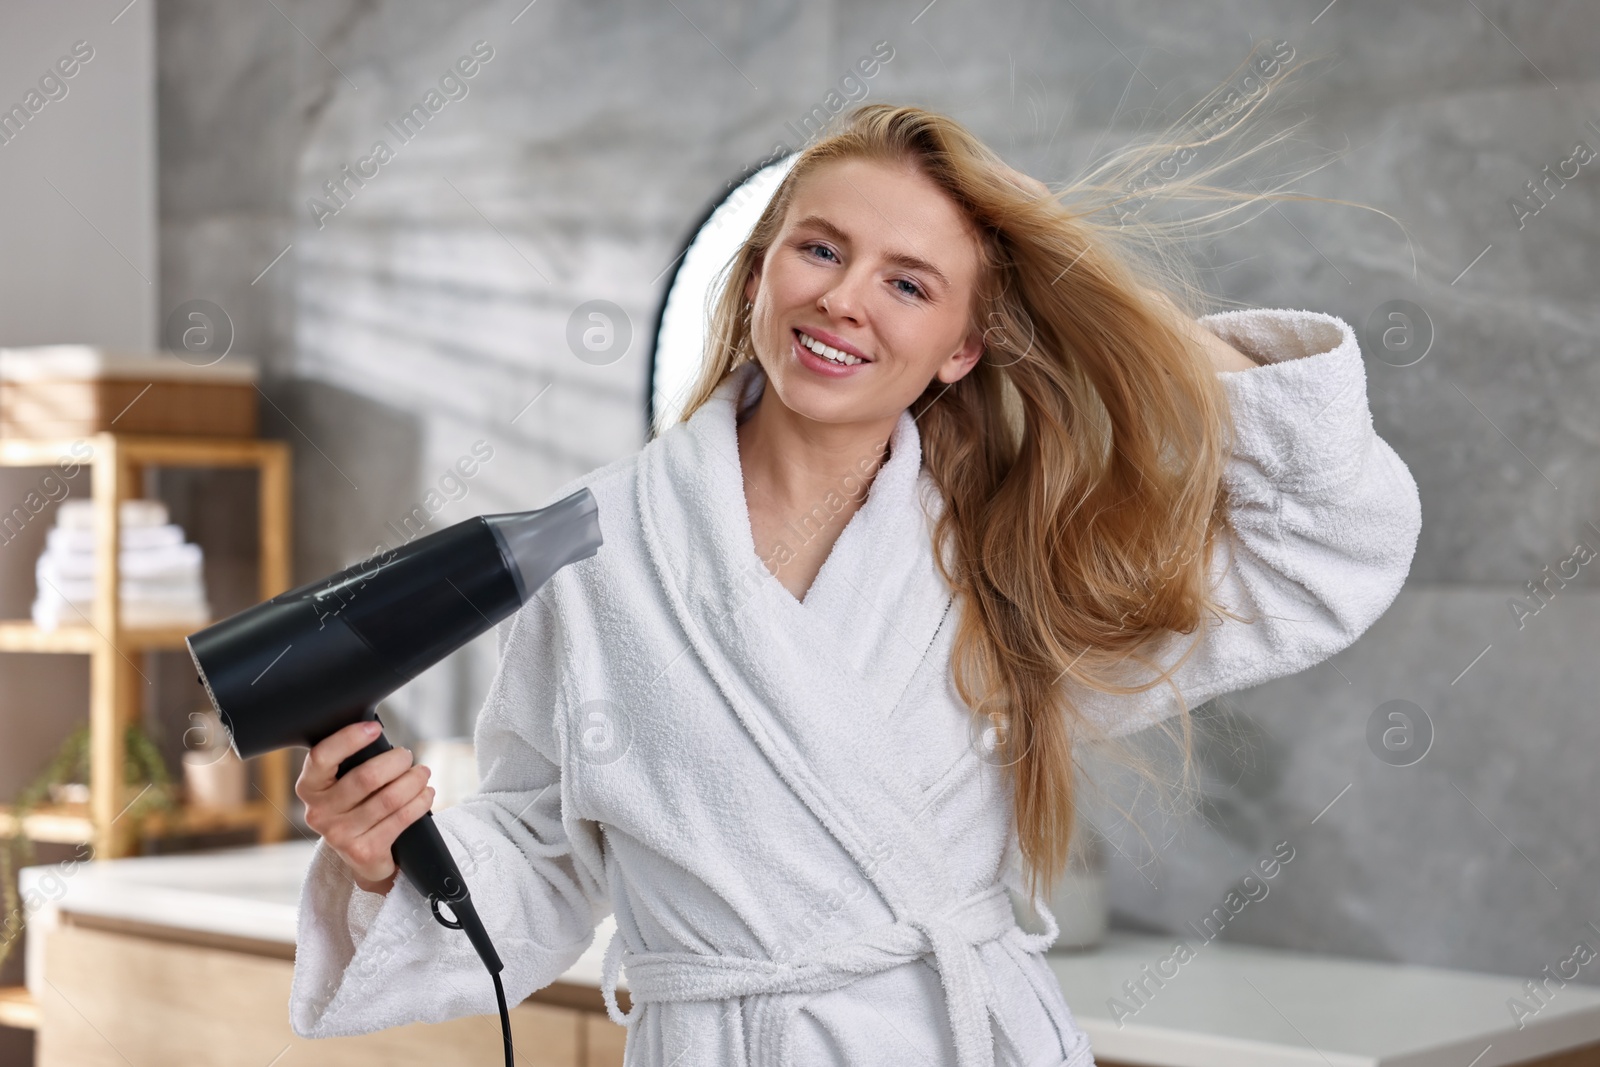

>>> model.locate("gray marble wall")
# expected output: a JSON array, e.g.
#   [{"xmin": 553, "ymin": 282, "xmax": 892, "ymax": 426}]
[{"xmin": 151, "ymin": 0, "xmax": 1596, "ymax": 993}]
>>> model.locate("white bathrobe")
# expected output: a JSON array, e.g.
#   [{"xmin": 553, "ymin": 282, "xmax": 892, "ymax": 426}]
[{"xmin": 289, "ymin": 308, "xmax": 1422, "ymax": 1066}]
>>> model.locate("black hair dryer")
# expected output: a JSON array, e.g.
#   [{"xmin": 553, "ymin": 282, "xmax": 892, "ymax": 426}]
[{"xmin": 185, "ymin": 488, "xmax": 601, "ymax": 1026}]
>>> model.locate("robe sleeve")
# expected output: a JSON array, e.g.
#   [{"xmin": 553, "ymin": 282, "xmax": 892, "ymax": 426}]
[
  {"xmin": 289, "ymin": 584, "xmax": 611, "ymax": 1038},
  {"xmin": 1071, "ymin": 307, "xmax": 1423, "ymax": 740}
]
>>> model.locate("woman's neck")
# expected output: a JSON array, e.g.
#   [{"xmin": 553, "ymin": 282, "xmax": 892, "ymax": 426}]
[
  {"xmin": 734, "ymin": 375, "xmax": 898, "ymax": 601},
  {"xmin": 735, "ymin": 377, "xmax": 896, "ymax": 516}
]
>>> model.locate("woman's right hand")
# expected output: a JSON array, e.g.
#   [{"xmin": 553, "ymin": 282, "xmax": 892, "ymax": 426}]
[{"xmin": 296, "ymin": 721, "xmax": 435, "ymax": 894}]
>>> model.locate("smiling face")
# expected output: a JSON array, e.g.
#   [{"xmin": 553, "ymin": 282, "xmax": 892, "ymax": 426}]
[{"xmin": 742, "ymin": 156, "xmax": 987, "ymax": 426}]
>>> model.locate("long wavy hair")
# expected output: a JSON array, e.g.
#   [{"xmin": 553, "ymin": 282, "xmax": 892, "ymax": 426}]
[{"xmin": 664, "ymin": 44, "xmax": 1390, "ymax": 902}]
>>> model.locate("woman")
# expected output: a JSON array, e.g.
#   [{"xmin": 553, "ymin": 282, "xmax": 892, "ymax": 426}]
[{"xmin": 288, "ymin": 98, "xmax": 1421, "ymax": 1066}]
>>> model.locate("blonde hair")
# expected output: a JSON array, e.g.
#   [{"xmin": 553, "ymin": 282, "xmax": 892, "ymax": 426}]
[{"xmin": 666, "ymin": 43, "xmax": 1394, "ymax": 902}]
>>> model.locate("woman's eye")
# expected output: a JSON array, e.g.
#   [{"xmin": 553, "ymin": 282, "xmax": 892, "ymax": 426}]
[{"xmin": 801, "ymin": 243, "xmax": 922, "ymax": 299}]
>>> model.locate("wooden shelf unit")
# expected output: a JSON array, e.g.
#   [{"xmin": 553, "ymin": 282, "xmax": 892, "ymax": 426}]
[{"xmin": 0, "ymin": 432, "xmax": 295, "ymax": 866}]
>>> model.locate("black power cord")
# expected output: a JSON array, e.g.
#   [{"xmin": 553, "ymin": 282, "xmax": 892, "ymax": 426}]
[
  {"xmin": 492, "ymin": 970, "xmax": 513, "ymax": 1067},
  {"xmin": 433, "ymin": 894, "xmax": 514, "ymax": 1067}
]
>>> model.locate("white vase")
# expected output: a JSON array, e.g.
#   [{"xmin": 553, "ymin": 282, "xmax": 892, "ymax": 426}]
[{"xmin": 183, "ymin": 748, "xmax": 248, "ymax": 807}]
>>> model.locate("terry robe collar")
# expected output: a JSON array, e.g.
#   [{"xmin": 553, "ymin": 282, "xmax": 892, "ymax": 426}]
[{"xmin": 611, "ymin": 359, "xmax": 1058, "ymax": 1067}]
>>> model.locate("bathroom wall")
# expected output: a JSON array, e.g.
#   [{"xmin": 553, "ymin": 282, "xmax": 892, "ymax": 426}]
[
  {"xmin": 0, "ymin": 4, "xmax": 155, "ymax": 1057},
  {"xmin": 148, "ymin": 0, "xmax": 1600, "ymax": 996}
]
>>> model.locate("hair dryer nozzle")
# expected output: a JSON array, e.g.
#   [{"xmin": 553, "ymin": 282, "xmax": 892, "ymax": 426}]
[{"xmin": 484, "ymin": 488, "xmax": 603, "ymax": 604}]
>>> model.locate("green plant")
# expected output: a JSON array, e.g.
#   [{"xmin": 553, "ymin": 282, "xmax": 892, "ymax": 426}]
[{"xmin": 0, "ymin": 723, "xmax": 177, "ymax": 968}]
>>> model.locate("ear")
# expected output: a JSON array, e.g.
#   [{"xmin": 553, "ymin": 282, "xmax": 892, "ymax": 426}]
[
  {"xmin": 936, "ymin": 326, "xmax": 985, "ymax": 385},
  {"xmin": 743, "ymin": 261, "xmax": 762, "ymax": 304}
]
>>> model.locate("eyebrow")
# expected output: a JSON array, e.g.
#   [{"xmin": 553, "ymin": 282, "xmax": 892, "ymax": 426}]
[{"xmin": 790, "ymin": 213, "xmax": 950, "ymax": 291}]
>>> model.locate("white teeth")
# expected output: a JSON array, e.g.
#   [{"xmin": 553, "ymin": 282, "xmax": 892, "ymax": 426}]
[{"xmin": 797, "ymin": 331, "xmax": 863, "ymax": 366}]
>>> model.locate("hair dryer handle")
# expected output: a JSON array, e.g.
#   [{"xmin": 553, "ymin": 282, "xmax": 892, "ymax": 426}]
[{"xmin": 334, "ymin": 713, "xmax": 504, "ymax": 975}]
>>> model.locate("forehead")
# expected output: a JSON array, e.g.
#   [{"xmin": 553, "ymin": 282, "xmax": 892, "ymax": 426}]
[{"xmin": 780, "ymin": 157, "xmax": 981, "ymax": 285}]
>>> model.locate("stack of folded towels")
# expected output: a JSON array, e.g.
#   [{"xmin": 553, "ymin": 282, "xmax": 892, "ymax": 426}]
[{"xmin": 31, "ymin": 498, "xmax": 210, "ymax": 630}]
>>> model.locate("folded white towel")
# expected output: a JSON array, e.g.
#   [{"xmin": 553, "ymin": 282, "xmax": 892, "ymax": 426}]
[
  {"xmin": 46, "ymin": 523, "xmax": 185, "ymax": 553},
  {"xmin": 54, "ymin": 498, "xmax": 169, "ymax": 529},
  {"xmin": 31, "ymin": 597, "xmax": 210, "ymax": 631},
  {"xmin": 36, "ymin": 542, "xmax": 202, "ymax": 583},
  {"xmin": 30, "ymin": 502, "xmax": 210, "ymax": 632},
  {"xmin": 34, "ymin": 577, "xmax": 206, "ymax": 603}
]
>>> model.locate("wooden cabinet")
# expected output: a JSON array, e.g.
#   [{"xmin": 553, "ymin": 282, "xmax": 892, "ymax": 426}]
[
  {"xmin": 36, "ymin": 913, "xmax": 1600, "ymax": 1067},
  {"xmin": 36, "ymin": 917, "xmax": 628, "ymax": 1066}
]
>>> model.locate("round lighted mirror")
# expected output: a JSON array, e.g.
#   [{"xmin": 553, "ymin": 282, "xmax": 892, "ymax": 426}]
[{"xmin": 647, "ymin": 152, "xmax": 798, "ymax": 434}]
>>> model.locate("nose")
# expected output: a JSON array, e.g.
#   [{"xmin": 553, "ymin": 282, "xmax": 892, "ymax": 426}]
[{"xmin": 819, "ymin": 268, "xmax": 869, "ymax": 323}]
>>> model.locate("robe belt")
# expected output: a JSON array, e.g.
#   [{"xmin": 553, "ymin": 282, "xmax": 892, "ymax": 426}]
[{"xmin": 600, "ymin": 882, "xmax": 1061, "ymax": 1067}]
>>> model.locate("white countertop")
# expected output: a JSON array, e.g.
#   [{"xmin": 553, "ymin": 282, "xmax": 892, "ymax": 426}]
[
  {"xmin": 19, "ymin": 840, "xmax": 620, "ymax": 999},
  {"xmin": 1047, "ymin": 934, "xmax": 1600, "ymax": 1067},
  {"xmin": 22, "ymin": 842, "xmax": 1600, "ymax": 1066}
]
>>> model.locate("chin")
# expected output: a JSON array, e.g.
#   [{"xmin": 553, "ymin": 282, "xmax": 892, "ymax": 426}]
[{"xmin": 759, "ymin": 365, "xmax": 857, "ymax": 424}]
